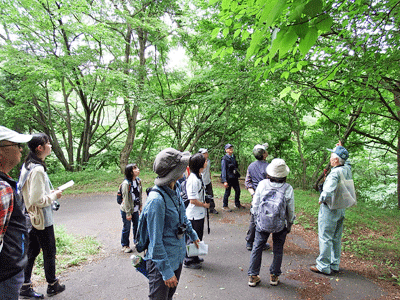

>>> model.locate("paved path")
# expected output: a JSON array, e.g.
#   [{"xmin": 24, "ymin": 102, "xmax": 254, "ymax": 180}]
[{"xmin": 28, "ymin": 193, "xmax": 388, "ymax": 299}]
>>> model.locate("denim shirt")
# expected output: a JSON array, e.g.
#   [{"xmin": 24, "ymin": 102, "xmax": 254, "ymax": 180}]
[
  {"xmin": 319, "ymin": 160, "xmax": 352, "ymax": 204},
  {"xmin": 143, "ymin": 185, "xmax": 198, "ymax": 280}
]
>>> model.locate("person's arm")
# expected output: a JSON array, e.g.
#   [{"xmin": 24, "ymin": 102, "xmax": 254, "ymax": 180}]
[
  {"xmin": 146, "ymin": 196, "xmax": 175, "ymax": 281},
  {"xmin": 285, "ymin": 185, "xmax": 295, "ymax": 232},
  {"xmin": 121, "ymin": 180, "xmax": 133, "ymax": 218},
  {"xmin": 319, "ymin": 171, "xmax": 340, "ymax": 204},
  {"xmin": 29, "ymin": 168, "xmax": 56, "ymax": 208},
  {"xmin": 245, "ymin": 168, "xmax": 255, "ymax": 196},
  {"xmin": 221, "ymin": 158, "xmax": 227, "ymax": 183},
  {"xmin": 0, "ymin": 183, "xmax": 13, "ymax": 252}
]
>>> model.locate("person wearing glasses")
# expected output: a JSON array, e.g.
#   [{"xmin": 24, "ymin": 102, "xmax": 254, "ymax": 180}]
[
  {"xmin": 0, "ymin": 126, "xmax": 32, "ymax": 300},
  {"xmin": 18, "ymin": 133, "xmax": 65, "ymax": 298}
]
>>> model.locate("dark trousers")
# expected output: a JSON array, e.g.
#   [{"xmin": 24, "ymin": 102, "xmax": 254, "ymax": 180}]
[
  {"xmin": 24, "ymin": 225, "xmax": 57, "ymax": 284},
  {"xmin": 248, "ymin": 228, "xmax": 288, "ymax": 276},
  {"xmin": 223, "ymin": 178, "xmax": 241, "ymax": 207},
  {"xmin": 205, "ymin": 183, "xmax": 215, "ymax": 210},
  {"xmin": 120, "ymin": 210, "xmax": 139, "ymax": 247},
  {"xmin": 147, "ymin": 260, "xmax": 182, "ymax": 300},
  {"xmin": 245, "ymin": 213, "xmax": 257, "ymax": 244},
  {"xmin": 184, "ymin": 218, "xmax": 204, "ymax": 265}
]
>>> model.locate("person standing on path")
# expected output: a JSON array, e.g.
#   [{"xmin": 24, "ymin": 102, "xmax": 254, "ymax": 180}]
[
  {"xmin": 0, "ymin": 126, "xmax": 32, "ymax": 300},
  {"xmin": 198, "ymin": 148, "xmax": 218, "ymax": 214},
  {"xmin": 221, "ymin": 144, "xmax": 244, "ymax": 211},
  {"xmin": 120, "ymin": 163, "xmax": 142, "ymax": 253},
  {"xmin": 247, "ymin": 158, "xmax": 295, "ymax": 287},
  {"xmin": 310, "ymin": 141, "xmax": 351, "ymax": 275},
  {"xmin": 244, "ymin": 144, "xmax": 270, "ymax": 251},
  {"xmin": 142, "ymin": 148, "xmax": 200, "ymax": 300},
  {"xmin": 19, "ymin": 133, "xmax": 65, "ymax": 298}
]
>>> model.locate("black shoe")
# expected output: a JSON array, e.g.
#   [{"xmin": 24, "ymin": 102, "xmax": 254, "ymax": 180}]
[
  {"xmin": 183, "ymin": 263, "xmax": 202, "ymax": 269},
  {"xmin": 210, "ymin": 208, "xmax": 219, "ymax": 214},
  {"xmin": 47, "ymin": 279, "xmax": 65, "ymax": 297},
  {"xmin": 197, "ymin": 257, "xmax": 204, "ymax": 263},
  {"xmin": 20, "ymin": 284, "xmax": 44, "ymax": 299},
  {"xmin": 236, "ymin": 205, "xmax": 245, "ymax": 209},
  {"xmin": 263, "ymin": 243, "xmax": 271, "ymax": 251}
]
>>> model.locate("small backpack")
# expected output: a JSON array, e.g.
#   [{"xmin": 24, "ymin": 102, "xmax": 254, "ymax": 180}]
[
  {"xmin": 135, "ymin": 187, "xmax": 166, "ymax": 253},
  {"xmin": 117, "ymin": 179, "xmax": 131, "ymax": 205},
  {"xmin": 256, "ymin": 181, "xmax": 289, "ymax": 233}
]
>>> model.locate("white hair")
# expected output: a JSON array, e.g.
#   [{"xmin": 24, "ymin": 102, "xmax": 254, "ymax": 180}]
[{"xmin": 331, "ymin": 153, "xmax": 345, "ymax": 165}]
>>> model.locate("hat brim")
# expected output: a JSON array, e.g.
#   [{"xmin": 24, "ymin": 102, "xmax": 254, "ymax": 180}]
[
  {"xmin": 154, "ymin": 152, "xmax": 190, "ymax": 186},
  {"xmin": 266, "ymin": 164, "xmax": 290, "ymax": 178},
  {"xmin": 8, "ymin": 134, "xmax": 32, "ymax": 143}
]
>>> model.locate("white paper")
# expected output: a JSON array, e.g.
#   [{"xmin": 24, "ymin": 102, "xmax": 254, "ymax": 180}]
[
  {"xmin": 58, "ymin": 180, "xmax": 75, "ymax": 191},
  {"xmin": 186, "ymin": 241, "xmax": 208, "ymax": 257}
]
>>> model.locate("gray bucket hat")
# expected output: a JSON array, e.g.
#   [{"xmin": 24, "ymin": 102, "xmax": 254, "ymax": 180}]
[{"xmin": 153, "ymin": 148, "xmax": 190, "ymax": 186}]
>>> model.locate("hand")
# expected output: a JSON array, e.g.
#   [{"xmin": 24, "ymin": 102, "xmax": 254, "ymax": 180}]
[
  {"xmin": 164, "ymin": 275, "xmax": 178, "ymax": 288},
  {"xmin": 193, "ymin": 239, "xmax": 200, "ymax": 249},
  {"xmin": 223, "ymin": 182, "xmax": 228, "ymax": 188},
  {"xmin": 126, "ymin": 215, "xmax": 132, "ymax": 221},
  {"xmin": 55, "ymin": 189, "xmax": 63, "ymax": 199},
  {"xmin": 204, "ymin": 203, "xmax": 210, "ymax": 209}
]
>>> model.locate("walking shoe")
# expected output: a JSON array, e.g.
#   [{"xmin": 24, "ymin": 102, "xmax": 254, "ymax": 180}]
[
  {"xmin": 183, "ymin": 263, "xmax": 202, "ymax": 269},
  {"xmin": 122, "ymin": 246, "xmax": 132, "ymax": 253},
  {"xmin": 263, "ymin": 243, "xmax": 271, "ymax": 251},
  {"xmin": 20, "ymin": 283, "xmax": 44, "ymax": 299},
  {"xmin": 47, "ymin": 279, "xmax": 65, "ymax": 297},
  {"xmin": 248, "ymin": 275, "xmax": 261, "ymax": 287},
  {"xmin": 270, "ymin": 274, "xmax": 279, "ymax": 286},
  {"xmin": 310, "ymin": 265, "xmax": 331, "ymax": 275},
  {"xmin": 222, "ymin": 206, "xmax": 232, "ymax": 212},
  {"xmin": 210, "ymin": 208, "xmax": 219, "ymax": 214}
]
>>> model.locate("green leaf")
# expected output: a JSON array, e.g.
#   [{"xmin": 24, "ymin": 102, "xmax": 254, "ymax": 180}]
[
  {"xmin": 221, "ymin": 0, "xmax": 231, "ymax": 10},
  {"xmin": 234, "ymin": 29, "xmax": 241, "ymax": 38},
  {"xmin": 290, "ymin": 91, "xmax": 301, "ymax": 101},
  {"xmin": 255, "ymin": 57, "xmax": 262, "ymax": 67},
  {"xmin": 281, "ymin": 71, "xmax": 289, "ymax": 79},
  {"xmin": 211, "ymin": 27, "xmax": 221, "ymax": 39},
  {"xmin": 280, "ymin": 86, "xmax": 291, "ymax": 99},
  {"xmin": 226, "ymin": 46, "xmax": 234, "ymax": 54},
  {"xmin": 299, "ymin": 27, "xmax": 318, "ymax": 56},
  {"xmin": 223, "ymin": 28, "xmax": 229, "ymax": 37},
  {"xmin": 316, "ymin": 15, "xmax": 333, "ymax": 32},
  {"xmin": 225, "ymin": 19, "xmax": 233, "ymax": 26},
  {"xmin": 258, "ymin": 0, "xmax": 287, "ymax": 28},
  {"xmin": 304, "ymin": 0, "xmax": 323, "ymax": 18},
  {"xmin": 279, "ymin": 27, "xmax": 298, "ymax": 59}
]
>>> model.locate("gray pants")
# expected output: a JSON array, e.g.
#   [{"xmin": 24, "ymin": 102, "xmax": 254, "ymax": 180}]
[{"xmin": 147, "ymin": 260, "xmax": 182, "ymax": 300}]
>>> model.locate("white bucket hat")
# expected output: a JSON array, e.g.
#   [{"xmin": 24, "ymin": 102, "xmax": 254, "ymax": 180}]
[{"xmin": 266, "ymin": 158, "xmax": 290, "ymax": 178}]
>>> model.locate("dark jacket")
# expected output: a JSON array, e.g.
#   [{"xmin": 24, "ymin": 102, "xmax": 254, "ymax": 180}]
[
  {"xmin": 221, "ymin": 154, "xmax": 240, "ymax": 182},
  {"xmin": 0, "ymin": 172, "xmax": 28, "ymax": 282}
]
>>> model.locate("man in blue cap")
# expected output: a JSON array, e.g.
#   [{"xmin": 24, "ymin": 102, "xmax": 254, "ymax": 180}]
[
  {"xmin": 221, "ymin": 144, "xmax": 244, "ymax": 211},
  {"xmin": 310, "ymin": 141, "xmax": 352, "ymax": 275}
]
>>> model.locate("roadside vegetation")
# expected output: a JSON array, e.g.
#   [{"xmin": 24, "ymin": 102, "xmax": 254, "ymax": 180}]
[{"xmin": 50, "ymin": 168, "xmax": 400, "ymax": 287}]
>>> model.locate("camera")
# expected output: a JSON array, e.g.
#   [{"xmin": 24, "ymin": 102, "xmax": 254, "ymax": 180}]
[
  {"xmin": 134, "ymin": 199, "xmax": 141, "ymax": 206},
  {"xmin": 176, "ymin": 223, "xmax": 187, "ymax": 239},
  {"xmin": 52, "ymin": 200, "xmax": 60, "ymax": 211},
  {"xmin": 205, "ymin": 194, "xmax": 213, "ymax": 204}
]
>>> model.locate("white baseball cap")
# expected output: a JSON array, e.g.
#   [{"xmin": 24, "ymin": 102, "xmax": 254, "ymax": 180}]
[{"xmin": 0, "ymin": 126, "xmax": 32, "ymax": 143}]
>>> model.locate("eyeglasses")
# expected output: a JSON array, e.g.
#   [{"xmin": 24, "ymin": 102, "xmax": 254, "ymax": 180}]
[{"xmin": 0, "ymin": 143, "xmax": 22, "ymax": 149}]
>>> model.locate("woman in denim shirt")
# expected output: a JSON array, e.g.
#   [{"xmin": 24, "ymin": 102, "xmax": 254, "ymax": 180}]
[{"xmin": 142, "ymin": 148, "xmax": 199, "ymax": 300}]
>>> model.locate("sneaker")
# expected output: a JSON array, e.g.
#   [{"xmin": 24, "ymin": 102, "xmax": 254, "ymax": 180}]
[
  {"xmin": 248, "ymin": 275, "xmax": 261, "ymax": 287},
  {"xmin": 210, "ymin": 208, "xmax": 219, "ymax": 214},
  {"xmin": 270, "ymin": 274, "xmax": 279, "ymax": 286},
  {"xmin": 20, "ymin": 283, "xmax": 44, "ymax": 299},
  {"xmin": 122, "ymin": 246, "xmax": 132, "ymax": 253},
  {"xmin": 263, "ymin": 243, "xmax": 271, "ymax": 251},
  {"xmin": 222, "ymin": 207, "xmax": 232, "ymax": 212},
  {"xmin": 47, "ymin": 279, "xmax": 65, "ymax": 297},
  {"xmin": 183, "ymin": 263, "xmax": 202, "ymax": 269}
]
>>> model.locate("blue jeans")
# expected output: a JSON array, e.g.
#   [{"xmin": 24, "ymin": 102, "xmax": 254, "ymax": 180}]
[
  {"xmin": 316, "ymin": 204, "xmax": 345, "ymax": 274},
  {"xmin": 120, "ymin": 210, "xmax": 139, "ymax": 247},
  {"xmin": 0, "ymin": 269, "xmax": 24, "ymax": 300},
  {"xmin": 248, "ymin": 228, "xmax": 288, "ymax": 276}
]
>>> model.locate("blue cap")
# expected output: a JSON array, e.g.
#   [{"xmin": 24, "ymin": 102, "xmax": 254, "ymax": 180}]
[
  {"xmin": 224, "ymin": 144, "xmax": 233, "ymax": 150},
  {"xmin": 327, "ymin": 145, "xmax": 349, "ymax": 161}
]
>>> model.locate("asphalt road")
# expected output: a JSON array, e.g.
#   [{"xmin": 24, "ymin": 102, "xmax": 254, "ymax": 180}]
[{"xmin": 26, "ymin": 193, "xmax": 388, "ymax": 300}]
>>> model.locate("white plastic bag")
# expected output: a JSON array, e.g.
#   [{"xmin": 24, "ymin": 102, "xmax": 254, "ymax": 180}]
[
  {"xmin": 328, "ymin": 170, "xmax": 356, "ymax": 210},
  {"xmin": 186, "ymin": 241, "xmax": 208, "ymax": 257}
]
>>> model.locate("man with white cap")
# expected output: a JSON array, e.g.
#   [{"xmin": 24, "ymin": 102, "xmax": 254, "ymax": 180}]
[
  {"xmin": 0, "ymin": 126, "xmax": 32, "ymax": 299},
  {"xmin": 198, "ymin": 148, "xmax": 218, "ymax": 214},
  {"xmin": 310, "ymin": 141, "xmax": 352, "ymax": 275},
  {"xmin": 244, "ymin": 143, "xmax": 270, "ymax": 251}
]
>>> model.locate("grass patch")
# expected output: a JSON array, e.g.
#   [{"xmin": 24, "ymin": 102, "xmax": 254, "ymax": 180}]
[{"xmin": 33, "ymin": 225, "xmax": 101, "ymax": 280}]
